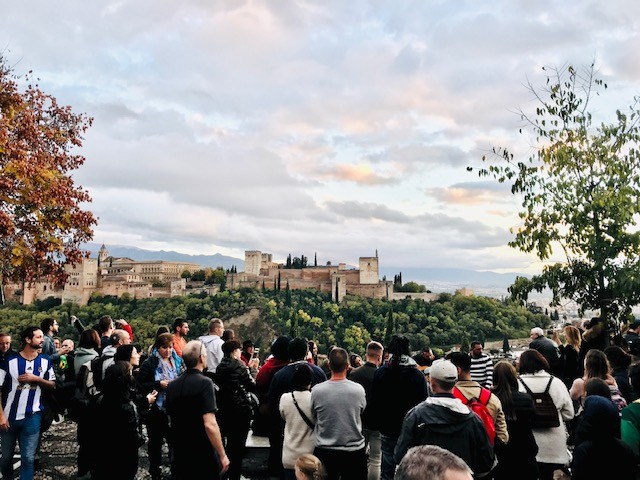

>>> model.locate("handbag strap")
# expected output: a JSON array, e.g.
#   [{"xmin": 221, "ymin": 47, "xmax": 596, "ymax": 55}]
[{"xmin": 291, "ymin": 392, "xmax": 314, "ymax": 430}]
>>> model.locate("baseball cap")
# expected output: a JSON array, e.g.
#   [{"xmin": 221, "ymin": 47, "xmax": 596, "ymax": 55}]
[{"xmin": 429, "ymin": 359, "xmax": 458, "ymax": 382}]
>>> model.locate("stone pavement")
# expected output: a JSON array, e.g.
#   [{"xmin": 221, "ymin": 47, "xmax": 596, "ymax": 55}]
[{"xmin": 33, "ymin": 419, "xmax": 272, "ymax": 480}]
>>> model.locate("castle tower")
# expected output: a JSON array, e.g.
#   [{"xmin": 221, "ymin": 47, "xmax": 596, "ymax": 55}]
[
  {"xmin": 245, "ymin": 251, "xmax": 262, "ymax": 276},
  {"xmin": 359, "ymin": 256, "xmax": 379, "ymax": 285},
  {"xmin": 98, "ymin": 244, "xmax": 109, "ymax": 267}
]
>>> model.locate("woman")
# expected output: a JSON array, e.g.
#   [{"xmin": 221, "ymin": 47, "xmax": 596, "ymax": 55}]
[
  {"xmin": 215, "ymin": 339, "xmax": 257, "ymax": 480},
  {"xmin": 279, "ymin": 363, "xmax": 315, "ymax": 480},
  {"xmin": 294, "ymin": 454, "xmax": 327, "ymax": 480},
  {"xmin": 559, "ymin": 325, "xmax": 581, "ymax": 387},
  {"xmin": 570, "ymin": 349, "xmax": 626, "ymax": 411},
  {"xmin": 518, "ymin": 349, "xmax": 574, "ymax": 480},
  {"xmin": 350, "ymin": 354, "xmax": 364, "ymax": 369},
  {"xmin": 308, "ymin": 341, "xmax": 319, "ymax": 366},
  {"xmin": 491, "ymin": 361, "xmax": 538, "ymax": 480},
  {"xmin": 137, "ymin": 333, "xmax": 184, "ymax": 480},
  {"xmin": 92, "ymin": 361, "xmax": 156, "ymax": 480},
  {"xmin": 74, "ymin": 329, "xmax": 101, "ymax": 478},
  {"xmin": 605, "ymin": 346, "xmax": 633, "ymax": 404}
]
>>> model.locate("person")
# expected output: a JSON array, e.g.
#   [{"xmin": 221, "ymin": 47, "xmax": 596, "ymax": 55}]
[
  {"xmin": 0, "ymin": 327, "xmax": 56, "ymax": 480},
  {"xmin": 411, "ymin": 347, "xmax": 434, "ymax": 372},
  {"xmin": 114, "ymin": 318, "xmax": 134, "ymax": 342},
  {"xmin": 40, "ymin": 317, "xmax": 60, "ymax": 360},
  {"xmin": 308, "ymin": 341, "xmax": 319, "ymax": 366},
  {"xmin": 349, "ymin": 341, "xmax": 383, "ymax": 480},
  {"xmin": 199, "ymin": 318, "xmax": 225, "ymax": 373},
  {"xmin": 350, "ymin": 354, "xmax": 364, "ymax": 369},
  {"xmin": 100, "ymin": 329, "xmax": 131, "ymax": 378},
  {"xmin": 469, "ymin": 341, "xmax": 493, "ymax": 388},
  {"xmin": 394, "ymin": 359, "xmax": 494, "ymax": 477},
  {"xmin": 294, "ymin": 454, "xmax": 326, "ymax": 480},
  {"xmin": 605, "ymin": 345, "xmax": 633, "ymax": 404},
  {"xmin": 72, "ymin": 329, "xmax": 101, "ymax": 478},
  {"xmin": 518, "ymin": 349, "xmax": 574, "ymax": 480},
  {"xmin": 570, "ymin": 348, "xmax": 626, "ymax": 412},
  {"xmin": 97, "ymin": 315, "xmax": 115, "ymax": 351},
  {"xmin": 622, "ymin": 363, "xmax": 640, "ymax": 455},
  {"xmin": 528, "ymin": 327, "xmax": 561, "ymax": 376},
  {"xmin": 0, "ymin": 333, "xmax": 12, "ymax": 365},
  {"xmin": 490, "ymin": 361, "xmax": 538, "ymax": 480},
  {"xmin": 137, "ymin": 332, "xmax": 184, "ymax": 480},
  {"xmin": 166, "ymin": 340, "xmax": 229, "ymax": 478},
  {"xmin": 268, "ymin": 337, "xmax": 326, "ymax": 476},
  {"xmin": 60, "ymin": 338, "xmax": 74, "ymax": 355},
  {"xmin": 369, "ymin": 335, "xmax": 427, "ymax": 480},
  {"xmin": 171, "ymin": 317, "xmax": 189, "ymax": 358},
  {"xmin": 254, "ymin": 336, "xmax": 291, "ymax": 436},
  {"xmin": 571, "ymin": 395, "xmax": 637, "ymax": 479},
  {"xmin": 215, "ymin": 339, "xmax": 257, "ymax": 480},
  {"xmin": 93, "ymin": 361, "xmax": 155, "ymax": 480},
  {"xmin": 311, "ymin": 347, "xmax": 367, "ymax": 480},
  {"xmin": 394, "ymin": 445, "xmax": 473, "ymax": 480},
  {"xmin": 624, "ymin": 318, "xmax": 640, "ymax": 358},
  {"xmin": 559, "ymin": 325, "xmax": 581, "ymax": 387},
  {"xmin": 222, "ymin": 329, "xmax": 235, "ymax": 342},
  {"xmin": 147, "ymin": 326, "xmax": 170, "ymax": 355},
  {"xmin": 447, "ymin": 352, "xmax": 508, "ymax": 445},
  {"xmin": 241, "ymin": 339, "xmax": 255, "ymax": 366},
  {"xmin": 279, "ymin": 363, "xmax": 316, "ymax": 480},
  {"xmin": 580, "ymin": 317, "xmax": 607, "ymax": 358}
]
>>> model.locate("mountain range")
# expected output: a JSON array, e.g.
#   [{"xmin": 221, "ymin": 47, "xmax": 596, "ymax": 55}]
[{"xmin": 84, "ymin": 243, "xmax": 527, "ymax": 297}]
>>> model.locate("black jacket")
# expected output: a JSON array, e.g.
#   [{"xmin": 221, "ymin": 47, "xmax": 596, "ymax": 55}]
[
  {"xmin": 214, "ymin": 357, "xmax": 256, "ymax": 416},
  {"xmin": 394, "ymin": 395, "xmax": 495, "ymax": 476},
  {"xmin": 529, "ymin": 336, "xmax": 561, "ymax": 374}
]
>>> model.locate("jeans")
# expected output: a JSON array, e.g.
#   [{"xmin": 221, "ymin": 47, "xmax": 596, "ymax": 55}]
[
  {"xmin": 380, "ymin": 434, "xmax": 398, "ymax": 480},
  {"xmin": 0, "ymin": 412, "xmax": 42, "ymax": 480},
  {"xmin": 363, "ymin": 429, "xmax": 381, "ymax": 480}
]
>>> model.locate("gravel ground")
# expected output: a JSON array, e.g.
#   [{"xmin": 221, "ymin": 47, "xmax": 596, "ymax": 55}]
[{"xmin": 34, "ymin": 419, "xmax": 272, "ymax": 480}]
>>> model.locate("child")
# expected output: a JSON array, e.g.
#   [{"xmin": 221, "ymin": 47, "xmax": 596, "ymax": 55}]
[{"xmin": 295, "ymin": 454, "xmax": 326, "ymax": 480}]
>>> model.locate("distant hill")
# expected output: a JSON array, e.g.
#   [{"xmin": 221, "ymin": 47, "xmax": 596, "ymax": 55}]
[{"xmin": 82, "ymin": 242, "xmax": 244, "ymax": 270}]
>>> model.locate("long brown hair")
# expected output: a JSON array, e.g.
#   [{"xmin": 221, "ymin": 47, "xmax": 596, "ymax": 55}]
[
  {"xmin": 564, "ymin": 325, "xmax": 582, "ymax": 352},
  {"xmin": 492, "ymin": 361, "xmax": 518, "ymax": 420}
]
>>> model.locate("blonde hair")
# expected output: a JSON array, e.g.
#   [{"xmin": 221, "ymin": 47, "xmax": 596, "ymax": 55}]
[
  {"xmin": 564, "ymin": 325, "xmax": 582, "ymax": 351},
  {"xmin": 295, "ymin": 454, "xmax": 326, "ymax": 480}
]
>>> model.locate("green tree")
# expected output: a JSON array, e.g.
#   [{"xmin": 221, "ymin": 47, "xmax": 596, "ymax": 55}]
[
  {"xmin": 191, "ymin": 270, "xmax": 206, "ymax": 282},
  {"xmin": 180, "ymin": 270, "xmax": 192, "ymax": 279},
  {"xmin": 460, "ymin": 333, "xmax": 470, "ymax": 353},
  {"xmin": 384, "ymin": 307, "xmax": 394, "ymax": 347},
  {"xmin": 0, "ymin": 56, "xmax": 96, "ymax": 301},
  {"xmin": 477, "ymin": 63, "xmax": 640, "ymax": 339}
]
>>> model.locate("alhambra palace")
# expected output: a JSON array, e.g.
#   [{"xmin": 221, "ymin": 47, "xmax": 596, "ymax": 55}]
[{"xmin": 7, "ymin": 247, "xmax": 445, "ymax": 305}]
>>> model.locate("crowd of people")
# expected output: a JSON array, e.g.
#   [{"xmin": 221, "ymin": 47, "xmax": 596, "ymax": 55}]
[{"xmin": 1, "ymin": 314, "xmax": 640, "ymax": 479}]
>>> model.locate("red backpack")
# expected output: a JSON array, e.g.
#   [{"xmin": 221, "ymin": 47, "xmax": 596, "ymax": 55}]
[{"xmin": 452, "ymin": 385, "xmax": 496, "ymax": 445}]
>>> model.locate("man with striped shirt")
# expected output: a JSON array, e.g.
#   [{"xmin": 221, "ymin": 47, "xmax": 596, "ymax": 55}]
[
  {"xmin": 469, "ymin": 341, "xmax": 493, "ymax": 388},
  {"xmin": 0, "ymin": 326, "xmax": 55, "ymax": 480}
]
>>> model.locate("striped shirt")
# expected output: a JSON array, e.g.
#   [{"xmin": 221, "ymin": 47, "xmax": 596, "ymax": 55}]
[
  {"xmin": 0, "ymin": 353, "xmax": 55, "ymax": 422},
  {"xmin": 470, "ymin": 354, "xmax": 493, "ymax": 388}
]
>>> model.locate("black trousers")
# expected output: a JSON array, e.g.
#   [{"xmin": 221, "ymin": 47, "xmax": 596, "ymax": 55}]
[
  {"xmin": 146, "ymin": 408, "xmax": 171, "ymax": 478},
  {"xmin": 313, "ymin": 447, "xmax": 367, "ymax": 480},
  {"xmin": 219, "ymin": 411, "xmax": 251, "ymax": 480}
]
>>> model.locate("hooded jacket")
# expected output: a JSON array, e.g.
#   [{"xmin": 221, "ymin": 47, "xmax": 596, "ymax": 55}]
[
  {"xmin": 74, "ymin": 347, "xmax": 98, "ymax": 375},
  {"xmin": 394, "ymin": 394, "xmax": 495, "ymax": 476}
]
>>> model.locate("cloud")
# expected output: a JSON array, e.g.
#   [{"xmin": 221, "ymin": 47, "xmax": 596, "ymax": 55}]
[{"xmin": 427, "ymin": 181, "xmax": 512, "ymax": 205}]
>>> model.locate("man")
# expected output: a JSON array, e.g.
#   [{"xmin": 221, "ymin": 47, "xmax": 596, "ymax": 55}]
[
  {"xmin": 97, "ymin": 315, "xmax": 114, "ymax": 351},
  {"xmin": 100, "ymin": 329, "xmax": 131, "ymax": 376},
  {"xmin": 40, "ymin": 317, "xmax": 60, "ymax": 360},
  {"xmin": 60, "ymin": 339, "xmax": 74, "ymax": 356},
  {"xmin": 529, "ymin": 327, "xmax": 561, "ymax": 375},
  {"xmin": 394, "ymin": 359, "xmax": 494, "ymax": 478},
  {"xmin": 369, "ymin": 335, "xmax": 428, "ymax": 480},
  {"xmin": 268, "ymin": 337, "xmax": 326, "ymax": 475},
  {"xmin": 412, "ymin": 347, "xmax": 435, "ymax": 372},
  {"xmin": 624, "ymin": 319, "xmax": 640, "ymax": 357},
  {"xmin": 198, "ymin": 318, "xmax": 224, "ymax": 372},
  {"xmin": 469, "ymin": 341, "xmax": 493, "ymax": 388},
  {"xmin": 349, "ymin": 341, "xmax": 384, "ymax": 480},
  {"xmin": 311, "ymin": 347, "xmax": 367, "ymax": 479},
  {"xmin": 0, "ymin": 327, "xmax": 56, "ymax": 480},
  {"xmin": 166, "ymin": 340, "xmax": 229, "ymax": 479},
  {"xmin": 448, "ymin": 352, "xmax": 508, "ymax": 445},
  {"xmin": 172, "ymin": 317, "xmax": 190, "ymax": 358},
  {"xmin": 0, "ymin": 333, "xmax": 12, "ymax": 365},
  {"xmin": 395, "ymin": 445, "xmax": 473, "ymax": 480}
]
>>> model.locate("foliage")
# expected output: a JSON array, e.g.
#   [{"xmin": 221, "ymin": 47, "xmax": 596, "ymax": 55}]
[
  {"xmin": 476, "ymin": 62, "xmax": 640, "ymax": 329},
  {"xmin": 395, "ymin": 281, "xmax": 428, "ymax": 293},
  {"xmin": 0, "ymin": 55, "xmax": 96, "ymax": 295}
]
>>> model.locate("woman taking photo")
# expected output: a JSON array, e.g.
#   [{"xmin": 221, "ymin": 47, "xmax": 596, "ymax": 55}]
[
  {"xmin": 518, "ymin": 349, "xmax": 574, "ymax": 480},
  {"xmin": 560, "ymin": 325, "xmax": 582, "ymax": 387},
  {"xmin": 491, "ymin": 361, "xmax": 538, "ymax": 480},
  {"xmin": 137, "ymin": 333, "xmax": 184, "ymax": 480},
  {"xmin": 215, "ymin": 339, "xmax": 257, "ymax": 480}
]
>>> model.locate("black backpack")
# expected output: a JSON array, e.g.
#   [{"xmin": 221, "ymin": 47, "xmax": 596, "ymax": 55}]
[{"xmin": 519, "ymin": 376, "xmax": 560, "ymax": 428}]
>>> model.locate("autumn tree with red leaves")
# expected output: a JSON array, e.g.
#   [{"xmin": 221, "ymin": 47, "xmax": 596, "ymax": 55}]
[{"xmin": 0, "ymin": 56, "xmax": 96, "ymax": 302}]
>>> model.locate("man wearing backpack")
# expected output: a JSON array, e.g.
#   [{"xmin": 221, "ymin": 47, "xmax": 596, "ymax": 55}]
[
  {"xmin": 448, "ymin": 352, "xmax": 508, "ymax": 445},
  {"xmin": 394, "ymin": 359, "xmax": 495, "ymax": 478}
]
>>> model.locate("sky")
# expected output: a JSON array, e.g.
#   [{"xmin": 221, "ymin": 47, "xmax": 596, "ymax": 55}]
[{"xmin": 2, "ymin": 1, "xmax": 640, "ymax": 273}]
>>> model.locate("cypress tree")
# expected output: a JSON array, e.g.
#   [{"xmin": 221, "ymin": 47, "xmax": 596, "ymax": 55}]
[{"xmin": 384, "ymin": 307, "xmax": 394, "ymax": 347}]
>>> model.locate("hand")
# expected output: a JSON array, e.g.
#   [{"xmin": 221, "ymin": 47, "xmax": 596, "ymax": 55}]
[
  {"xmin": 0, "ymin": 415, "xmax": 9, "ymax": 431},
  {"xmin": 219, "ymin": 454, "xmax": 230, "ymax": 474},
  {"xmin": 159, "ymin": 380, "xmax": 169, "ymax": 389},
  {"xmin": 17, "ymin": 373, "xmax": 39, "ymax": 384},
  {"xmin": 147, "ymin": 390, "xmax": 158, "ymax": 405}
]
